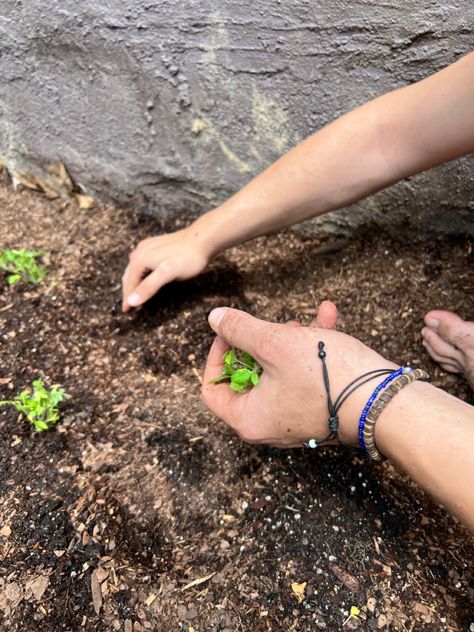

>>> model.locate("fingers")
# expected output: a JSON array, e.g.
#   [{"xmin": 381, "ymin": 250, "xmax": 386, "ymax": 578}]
[
  {"xmin": 201, "ymin": 336, "xmax": 236, "ymax": 420},
  {"xmin": 123, "ymin": 261, "xmax": 175, "ymax": 311},
  {"xmin": 311, "ymin": 300, "xmax": 338, "ymax": 329},
  {"xmin": 122, "ymin": 261, "xmax": 145, "ymax": 312},
  {"xmin": 208, "ymin": 307, "xmax": 276, "ymax": 364}
]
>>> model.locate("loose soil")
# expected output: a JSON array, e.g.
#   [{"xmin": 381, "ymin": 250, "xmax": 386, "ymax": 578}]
[{"xmin": 0, "ymin": 179, "xmax": 473, "ymax": 632}]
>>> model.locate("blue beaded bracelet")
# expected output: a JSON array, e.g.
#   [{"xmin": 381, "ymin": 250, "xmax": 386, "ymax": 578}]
[{"xmin": 358, "ymin": 367, "xmax": 413, "ymax": 452}]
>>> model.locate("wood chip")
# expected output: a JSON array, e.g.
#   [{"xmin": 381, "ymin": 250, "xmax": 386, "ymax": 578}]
[
  {"xmin": 181, "ymin": 572, "xmax": 216, "ymax": 591},
  {"xmin": 145, "ymin": 593, "xmax": 156, "ymax": 606},
  {"xmin": 0, "ymin": 525, "xmax": 12, "ymax": 537},
  {"xmin": 91, "ymin": 569, "xmax": 103, "ymax": 615},
  {"xmin": 330, "ymin": 564, "xmax": 361, "ymax": 593},
  {"xmin": 27, "ymin": 575, "xmax": 49, "ymax": 601}
]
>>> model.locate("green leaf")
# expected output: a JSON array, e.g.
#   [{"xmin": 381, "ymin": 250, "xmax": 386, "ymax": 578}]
[
  {"xmin": 230, "ymin": 381, "xmax": 247, "ymax": 393},
  {"xmin": 231, "ymin": 369, "xmax": 252, "ymax": 384},
  {"xmin": 241, "ymin": 352, "xmax": 255, "ymax": 368},
  {"xmin": 7, "ymin": 274, "xmax": 21, "ymax": 285},
  {"xmin": 224, "ymin": 349, "xmax": 237, "ymax": 366},
  {"xmin": 34, "ymin": 420, "xmax": 49, "ymax": 431},
  {"xmin": 250, "ymin": 371, "xmax": 260, "ymax": 386}
]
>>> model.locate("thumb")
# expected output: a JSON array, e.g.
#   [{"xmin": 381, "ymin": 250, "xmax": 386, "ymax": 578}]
[
  {"xmin": 311, "ymin": 300, "xmax": 338, "ymax": 329},
  {"xmin": 127, "ymin": 261, "xmax": 175, "ymax": 308},
  {"xmin": 208, "ymin": 307, "xmax": 270, "ymax": 364}
]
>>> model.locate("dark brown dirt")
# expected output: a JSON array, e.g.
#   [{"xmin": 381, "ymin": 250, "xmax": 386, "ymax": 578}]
[{"xmin": 0, "ymin": 179, "xmax": 473, "ymax": 632}]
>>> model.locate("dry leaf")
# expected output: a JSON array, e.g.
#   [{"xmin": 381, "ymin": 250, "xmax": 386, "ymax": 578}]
[
  {"xmin": 43, "ymin": 162, "xmax": 73, "ymax": 197},
  {"xmin": 11, "ymin": 171, "xmax": 40, "ymax": 191},
  {"xmin": 291, "ymin": 581, "xmax": 307, "ymax": 603},
  {"xmin": 75, "ymin": 194, "xmax": 95, "ymax": 209}
]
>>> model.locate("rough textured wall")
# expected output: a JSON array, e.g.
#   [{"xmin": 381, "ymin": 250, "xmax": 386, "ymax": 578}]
[{"xmin": 0, "ymin": 1, "xmax": 473, "ymax": 235}]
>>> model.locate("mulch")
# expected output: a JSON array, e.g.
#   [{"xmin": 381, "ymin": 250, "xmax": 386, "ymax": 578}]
[{"xmin": 0, "ymin": 177, "xmax": 473, "ymax": 631}]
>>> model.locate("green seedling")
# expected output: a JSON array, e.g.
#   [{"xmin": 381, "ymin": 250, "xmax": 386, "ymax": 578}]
[
  {"xmin": 0, "ymin": 380, "xmax": 69, "ymax": 431},
  {"xmin": 211, "ymin": 348, "xmax": 263, "ymax": 392},
  {"xmin": 0, "ymin": 248, "xmax": 48, "ymax": 285}
]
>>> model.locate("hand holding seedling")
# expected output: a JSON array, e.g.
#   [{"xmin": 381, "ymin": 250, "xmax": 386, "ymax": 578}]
[
  {"xmin": 0, "ymin": 380, "xmax": 69, "ymax": 431},
  {"xmin": 210, "ymin": 348, "xmax": 262, "ymax": 392},
  {"xmin": 201, "ymin": 303, "xmax": 398, "ymax": 448}
]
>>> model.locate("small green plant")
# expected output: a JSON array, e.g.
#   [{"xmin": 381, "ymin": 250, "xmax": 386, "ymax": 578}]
[
  {"xmin": 0, "ymin": 380, "xmax": 69, "ymax": 431},
  {"xmin": 210, "ymin": 348, "xmax": 263, "ymax": 392},
  {"xmin": 0, "ymin": 248, "xmax": 48, "ymax": 285}
]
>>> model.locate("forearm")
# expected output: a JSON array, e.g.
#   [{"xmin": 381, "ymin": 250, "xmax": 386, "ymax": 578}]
[
  {"xmin": 375, "ymin": 380, "xmax": 474, "ymax": 531},
  {"xmin": 194, "ymin": 52, "xmax": 474, "ymax": 256}
]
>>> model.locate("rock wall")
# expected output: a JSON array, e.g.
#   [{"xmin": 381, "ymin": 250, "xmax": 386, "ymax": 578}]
[{"xmin": 1, "ymin": 0, "xmax": 473, "ymax": 235}]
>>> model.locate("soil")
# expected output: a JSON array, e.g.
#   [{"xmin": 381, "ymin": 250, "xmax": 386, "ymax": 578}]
[{"xmin": 0, "ymin": 177, "xmax": 473, "ymax": 632}]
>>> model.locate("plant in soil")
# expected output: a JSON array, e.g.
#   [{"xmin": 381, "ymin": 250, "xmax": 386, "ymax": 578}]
[
  {"xmin": 0, "ymin": 248, "xmax": 48, "ymax": 285},
  {"xmin": 211, "ymin": 348, "xmax": 263, "ymax": 392},
  {"xmin": 0, "ymin": 380, "xmax": 69, "ymax": 431}
]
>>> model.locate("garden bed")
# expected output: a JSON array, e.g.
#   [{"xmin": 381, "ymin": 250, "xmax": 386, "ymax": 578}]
[{"xmin": 0, "ymin": 178, "xmax": 472, "ymax": 631}]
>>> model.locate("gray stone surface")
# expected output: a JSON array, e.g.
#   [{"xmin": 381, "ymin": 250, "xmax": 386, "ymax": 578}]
[{"xmin": 0, "ymin": 0, "xmax": 473, "ymax": 235}]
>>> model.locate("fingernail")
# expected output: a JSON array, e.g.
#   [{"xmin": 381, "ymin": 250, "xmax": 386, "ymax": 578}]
[
  {"xmin": 425, "ymin": 317, "xmax": 439, "ymax": 328},
  {"xmin": 209, "ymin": 308, "xmax": 226, "ymax": 329},
  {"xmin": 127, "ymin": 293, "xmax": 142, "ymax": 307}
]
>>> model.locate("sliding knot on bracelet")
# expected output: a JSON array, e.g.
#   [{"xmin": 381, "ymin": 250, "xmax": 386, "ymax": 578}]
[
  {"xmin": 328, "ymin": 416, "xmax": 339, "ymax": 434},
  {"xmin": 303, "ymin": 341, "xmax": 395, "ymax": 450}
]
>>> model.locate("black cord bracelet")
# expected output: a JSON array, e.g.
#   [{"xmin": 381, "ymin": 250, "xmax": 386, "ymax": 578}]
[{"xmin": 303, "ymin": 341, "xmax": 394, "ymax": 450}]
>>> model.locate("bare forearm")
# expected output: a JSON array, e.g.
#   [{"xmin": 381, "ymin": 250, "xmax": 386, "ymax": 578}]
[
  {"xmin": 195, "ymin": 52, "xmax": 474, "ymax": 256},
  {"xmin": 376, "ymin": 381, "xmax": 474, "ymax": 531}
]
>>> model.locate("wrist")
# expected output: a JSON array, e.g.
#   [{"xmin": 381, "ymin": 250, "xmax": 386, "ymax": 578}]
[
  {"xmin": 190, "ymin": 208, "xmax": 232, "ymax": 259},
  {"xmin": 330, "ymin": 366, "xmax": 400, "ymax": 449}
]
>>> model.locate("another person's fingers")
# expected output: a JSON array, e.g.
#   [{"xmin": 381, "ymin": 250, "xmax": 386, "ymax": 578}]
[
  {"xmin": 122, "ymin": 262, "xmax": 147, "ymax": 312},
  {"xmin": 311, "ymin": 300, "xmax": 338, "ymax": 329},
  {"xmin": 285, "ymin": 320, "xmax": 301, "ymax": 327},
  {"xmin": 208, "ymin": 307, "xmax": 277, "ymax": 364},
  {"xmin": 126, "ymin": 261, "xmax": 175, "ymax": 309}
]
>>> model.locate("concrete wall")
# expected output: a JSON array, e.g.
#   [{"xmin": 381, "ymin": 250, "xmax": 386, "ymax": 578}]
[{"xmin": 1, "ymin": 0, "xmax": 473, "ymax": 235}]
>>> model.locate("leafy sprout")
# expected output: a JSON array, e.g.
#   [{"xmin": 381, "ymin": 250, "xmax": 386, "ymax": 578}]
[
  {"xmin": 0, "ymin": 248, "xmax": 48, "ymax": 285},
  {"xmin": 210, "ymin": 348, "xmax": 263, "ymax": 392},
  {"xmin": 0, "ymin": 380, "xmax": 69, "ymax": 431}
]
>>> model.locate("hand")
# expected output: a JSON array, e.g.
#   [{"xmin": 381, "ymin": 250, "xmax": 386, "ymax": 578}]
[
  {"xmin": 122, "ymin": 226, "xmax": 210, "ymax": 312},
  {"xmin": 201, "ymin": 304, "xmax": 398, "ymax": 448}
]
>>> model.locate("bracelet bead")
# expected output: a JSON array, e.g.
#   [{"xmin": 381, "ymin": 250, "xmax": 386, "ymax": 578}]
[{"xmin": 363, "ymin": 368, "xmax": 431, "ymax": 461}]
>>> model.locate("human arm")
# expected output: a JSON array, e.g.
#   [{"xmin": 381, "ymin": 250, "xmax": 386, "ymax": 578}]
[
  {"xmin": 201, "ymin": 306, "xmax": 474, "ymax": 531},
  {"xmin": 123, "ymin": 52, "xmax": 474, "ymax": 310}
]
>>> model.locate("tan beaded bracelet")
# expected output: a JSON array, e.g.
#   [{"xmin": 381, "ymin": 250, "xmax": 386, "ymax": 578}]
[{"xmin": 362, "ymin": 368, "xmax": 431, "ymax": 461}]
